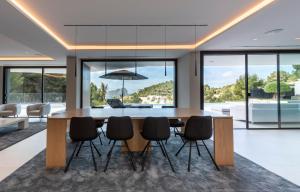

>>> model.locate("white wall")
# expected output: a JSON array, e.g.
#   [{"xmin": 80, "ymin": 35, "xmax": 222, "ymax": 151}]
[
  {"xmin": 177, "ymin": 52, "xmax": 201, "ymax": 109},
  {"xmin": 0, "ymin": 66, "xmax": 3, "ymax": 104}
]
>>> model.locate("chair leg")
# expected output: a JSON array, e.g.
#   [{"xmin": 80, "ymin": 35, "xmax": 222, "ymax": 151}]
[
  {"xmin": 165, "ymin": 139, "xmax": 168, "ymax": 144},
  {"xmin": 91, "ymin": 141, "xmax": 101, "ymax": 157},
  {"xmin": 104, "ymin": 140, "xmax": 116, "ymax": 172},
  {"xmin": 108, "ymin": 140, "xmax": 112, "ymax": 145},
  {"xmin": 98, "ymin": 135, "xmax": 103, "ymax": 145},
  {"xmin": 100, "ymin": 127, "xmax": 106, "ymax": 136},
  {"xmin": 89, "ymin": 141, "xmax": 97, "ymax": 171},
  {"xmin": 64, "ymin": 142, "xmax": 79, "ymax": 172},
  {"xmin": 188, "ymin": 141, "xmax": 192, "ymax": 172},
  {"xmin": 141, "ymin": 141, "xmax": 151, "ymax": 171},
  {"xmin": 160, "ymin": 141, "xmax": 175, "ymax": 172},
  {"xmin": 124, "ymin": 140, "xmax": 136, "ymax": 171},
  {"xmin": 202, "ymin": 140, "xmax": 220, "ymax": 171},
  {"xmin": 195, "ymin": 141, "xmax": 201, "ymax": 157},
  {"xmin": 175, "ymin": 141, "xmax": 187, "ymax": 156},
  {"xmin": 140, "ymin": 141, "xmax": 150, "ymax": 157},
  {"xmin": 157, "ymin": 141, "xmax": 166, "ymax": 157},
  {"xmin": 75, "ymin": 141, "xmax": 84, "ymax": 157}
]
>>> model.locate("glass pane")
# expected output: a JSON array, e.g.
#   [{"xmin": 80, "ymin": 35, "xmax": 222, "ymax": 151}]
[
  {"xmin": 87, "ymin": 61, "xmax": 175, "ymax": 108},
  {"xmin": 5, "ymin": 68, "xmax": 42, "ymax": 116},
  {"xmin": 204, "ymin": 55, "xmax": 246, "ymax": 129},
  {"xmin": 248, "ymin": 54, "xmax": 278, "ymax": 129},
  {"xmin": 44, "ymin": 68, "xmax": 67, "ymax": 113},
  {"xmin": 279, "ymin": 54, "xmax": 300, "ymax": 128}
]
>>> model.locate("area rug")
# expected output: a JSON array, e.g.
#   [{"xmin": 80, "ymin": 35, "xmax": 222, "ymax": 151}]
[
  {"xmin": 0, "ymin": 122, "xmax": 46, "ymax": 151},
  {"xmin": 0, "ymin": 136, "xmax": 299, "ymax": 192}
]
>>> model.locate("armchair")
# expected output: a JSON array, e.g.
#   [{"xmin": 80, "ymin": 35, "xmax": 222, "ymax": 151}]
[
  {"xmin": 26, "ymin": 103, "xmax": 51, "ymax": 117},
  {"xmin": 0, "ymin": 103, "xmax": 21, "ymax": 117}
]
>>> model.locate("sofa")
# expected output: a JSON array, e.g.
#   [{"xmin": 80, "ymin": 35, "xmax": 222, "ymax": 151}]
[
  {"xmin": 0, "ymin": 104, "xmax": 21, "ymax": 117},
  {"xmin": 27, "ymin": 103, "xmax": 51, "ymax": 117},
  {"xmin": 230, "ymin": 103, "xmax": 300, "ymax": 123}
]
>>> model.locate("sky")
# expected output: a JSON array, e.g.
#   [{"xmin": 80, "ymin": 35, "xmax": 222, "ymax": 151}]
[{"xmin": 91, "ymin": 66, "xmax": 174, "ymax": 94}]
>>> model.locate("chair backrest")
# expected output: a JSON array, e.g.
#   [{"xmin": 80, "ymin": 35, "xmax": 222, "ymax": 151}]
[
  {"xmin": 142, "ymin": 117, "xmax": 170, "ymax": 140},
  {"xmin": 69, "ymin": 117, "xmax": 97, "ymax": 141},
  {"xmin": 107, "ymin": 99, "xmax": 125, "ymax": 108},
  {"xmin": 106, "ymin": 116, "xmax": 133, "ymax": 140},
  {"xmin": 184, "ymin": 116, "xmax": 212, "ymax": 140}
]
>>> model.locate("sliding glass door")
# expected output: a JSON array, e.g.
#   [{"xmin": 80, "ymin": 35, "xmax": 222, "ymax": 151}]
[
  {"xmin": 202, "ymin": 51, "xmax": 300, "ymax": 129},
  {"xmin": 247, "ymin": 54, "xmax": 279, "ymax": 129},
  {"xmin": 203, "ymin": 55, "xmax": 246, "ymax": 129},
  {"xmin": 4, "ymin": 67, "xmax": 66, "ymax": 116},
  {"xmin": 279, "ymin": 54, "xmax": 300, "ymax": 128}
]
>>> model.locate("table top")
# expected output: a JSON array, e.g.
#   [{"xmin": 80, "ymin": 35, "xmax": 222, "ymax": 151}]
[
  {"xmin": 49, "ymin": 108, "xmax": 231, "ymax": 120},
  {"xmin": 0, "ymin": 118, "xmax": 28, "ymax": 127}
]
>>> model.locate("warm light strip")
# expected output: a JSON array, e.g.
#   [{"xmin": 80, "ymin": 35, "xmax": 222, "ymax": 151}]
[
  {"xmin": 8, "ymin": 0, "xmax": 69, "ymax": 49},
  {"xmin": 196, "ymin": 0, "xmax": 275, "ymax": 47},
  {"xmin": 0, "ymin": 57, "xmax": 54, "ymax": 61},
  {"xmin": 7, "ymin": 0, "xmax": 274, "ymax": 50}
]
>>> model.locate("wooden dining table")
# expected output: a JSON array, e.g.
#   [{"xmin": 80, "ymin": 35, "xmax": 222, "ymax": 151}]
[{"xmin": 46, "ymin": 108, "xmax": 234, "ymax": 169}]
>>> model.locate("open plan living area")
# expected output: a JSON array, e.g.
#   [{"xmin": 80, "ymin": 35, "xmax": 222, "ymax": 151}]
[{"xmin": 0, "ymin": 0, "xmax": 300, "ymax": 191}]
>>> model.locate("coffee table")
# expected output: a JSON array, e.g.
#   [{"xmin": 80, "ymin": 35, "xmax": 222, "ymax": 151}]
[{"xmin": 0, "ymin": 118, "xmax": 29, "ymax": 129}]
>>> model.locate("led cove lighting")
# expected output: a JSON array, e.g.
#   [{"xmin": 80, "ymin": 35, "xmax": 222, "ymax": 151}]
[
  {"xmin": 8, "ymin": 0, "xmax": 274, "ymax": 50},
  {"xmin": 0, "ymin": 56, "xmax": 54, "ymax": 61}
]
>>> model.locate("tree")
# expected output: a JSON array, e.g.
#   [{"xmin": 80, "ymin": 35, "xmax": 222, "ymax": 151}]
[{"xmin": 263, "ymin": 81, "xmax": 292, "ymax": 98}]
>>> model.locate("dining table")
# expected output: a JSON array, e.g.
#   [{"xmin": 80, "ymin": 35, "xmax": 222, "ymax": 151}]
[{"xmin": 46, "ymin": 108, "xmax": 234, "ymax": 169}]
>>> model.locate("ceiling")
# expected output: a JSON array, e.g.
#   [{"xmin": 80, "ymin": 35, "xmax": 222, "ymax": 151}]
[{"xmin": 0, "ymin": 0, "xmax": 299, "ymax": 65}]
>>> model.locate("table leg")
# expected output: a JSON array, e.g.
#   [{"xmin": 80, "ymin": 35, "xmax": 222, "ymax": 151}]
[
  {"xmin": 213, "ymin": 117, "xmax": 234, "ymax": 166},
  {"xmin": 46, "ymin": 119, "xmax": 68, "ymax": 168},
  {"xmin": 122, "ymin": 119, "xmax": 148, "ymax": 152},
  {"xmin": 18, "ymin": 119, "xmax": 29, "ymax": 129}
]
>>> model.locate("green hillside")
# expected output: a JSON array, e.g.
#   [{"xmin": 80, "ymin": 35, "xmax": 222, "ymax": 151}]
[{"xmin": 137, "ymin": 81, "xmax": 174, "ymax": 97}]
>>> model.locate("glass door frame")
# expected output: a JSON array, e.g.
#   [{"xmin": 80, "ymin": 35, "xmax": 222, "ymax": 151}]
[
  {"xmin": 2, "ymin": 66, "xmax": 67, "ymax": 104},
  {"xmin": 200, "ymin": 50, "xmax": 300, "ymax": 130}
]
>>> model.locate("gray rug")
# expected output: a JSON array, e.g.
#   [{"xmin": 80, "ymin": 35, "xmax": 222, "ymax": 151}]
[
  {"xmin": 0, "ymin": 136, "xmax": 299, "ymax": 192},
  {"xmin": 0, "ymin": 122, "xmax": 46, "ymax": 151}
]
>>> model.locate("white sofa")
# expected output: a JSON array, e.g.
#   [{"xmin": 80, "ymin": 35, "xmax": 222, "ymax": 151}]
[
  {"xmin": 0, "ymin": 104, "xmax": 21, "ymax": 117},
  {"xmin": 27, "ymin": 103, "xmax": 51, "ymax": 117},
  {"xmin": 230, "ymin": 103, "xmax": 300, "ymax": 123}
]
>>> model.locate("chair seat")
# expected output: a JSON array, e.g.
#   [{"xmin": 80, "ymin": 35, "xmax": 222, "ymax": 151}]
[
  {"xmin": 0, "ymin": 110, "xmax": 14, "ymax": 116},
  {"xmin": 28, "ymin": 110, "xmax": 41, "ymax": 116},
  {"xmin": 169, "ymin": 120, "xmax": 185, "ymax": 128}
]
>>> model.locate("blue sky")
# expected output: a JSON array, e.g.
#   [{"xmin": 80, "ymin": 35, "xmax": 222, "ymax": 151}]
[
  {"xmin": 204, "ymin": 65, "xmax": 294, "ymax": 88},
  {"xmin": 91, "ymin": 66, "xmax": 174, "ymax": 94}
]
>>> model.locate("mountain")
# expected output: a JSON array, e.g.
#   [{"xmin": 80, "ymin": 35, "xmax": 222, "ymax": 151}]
[
  {"xmin": 136, "ymin": 81, "xmax": 173, "ymax": 97},
  {"xmin": 106, "ymin": 88, "xmax": 128, "ymax": 98}
]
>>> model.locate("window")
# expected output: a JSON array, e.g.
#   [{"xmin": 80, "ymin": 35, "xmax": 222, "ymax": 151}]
[
  {"xmin": 4, "ymin": 67, "xmax": 66, "ymax": 116},
  {"xmin": 82, "ymin": 60, "xmax": 176, "ymax": 108}
]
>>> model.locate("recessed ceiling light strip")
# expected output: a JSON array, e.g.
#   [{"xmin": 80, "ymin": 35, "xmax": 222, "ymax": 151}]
[{"xmin": 8, "ymin": 0, "xmax": 274, "ymax": 50}]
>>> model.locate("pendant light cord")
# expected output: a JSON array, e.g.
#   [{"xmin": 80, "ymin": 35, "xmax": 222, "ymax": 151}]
[{"xmin": 194, "ymin": 25, "xmax": 197, "ymax": 76}]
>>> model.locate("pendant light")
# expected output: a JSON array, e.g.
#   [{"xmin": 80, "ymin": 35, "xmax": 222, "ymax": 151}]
[
  {"xmin": 104, "ymin": 25, "xmax": 107, "ymax": 76},
  {"xmin": 135, "ymin": 26, "xmax": 138, "ymax": 75},
  {"xmin": 74, "ymin": 26, "xmax": 78, "ymax": 77},
  {"xmin": 194, "ymin": 25, "xmax": 197, "ymax": 76},
  {"xmin": 164, "ymin": 25, "xmax": 167, "ymax": 76}
]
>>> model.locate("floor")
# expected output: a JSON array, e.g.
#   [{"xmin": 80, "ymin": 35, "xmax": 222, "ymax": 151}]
[
  {"xmin": 234, "ymin": 129, "xmax": 300, "ymax": 186},
  {"xmin": 0, "ymin": 124, "xmax": 300, "ymax": 188}
]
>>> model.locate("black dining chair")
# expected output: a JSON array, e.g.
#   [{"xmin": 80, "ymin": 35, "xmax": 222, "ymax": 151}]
[
  {"xmin": 140, "ymin": 117, "xmax": 175, "ymax": 172},
  {"xmin": 175, "ymin": 116, "xmax": 220, "ymax": 171},
  {"xmin": 64, "ymin": 117, "xmax": 101, "ymax": 172},
  {"xmin": 104, "ymin": 116, "xmax": 136, "ymax": 172},
  {"xmin": 161, "ymin": 106, "xmax": 185, "ymax": 143}
]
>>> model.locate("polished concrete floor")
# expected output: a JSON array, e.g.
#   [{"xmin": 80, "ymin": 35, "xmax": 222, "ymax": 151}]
[{"xmin": 0, "ymin": 123, "xmax": 300, "ymax": 188}]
